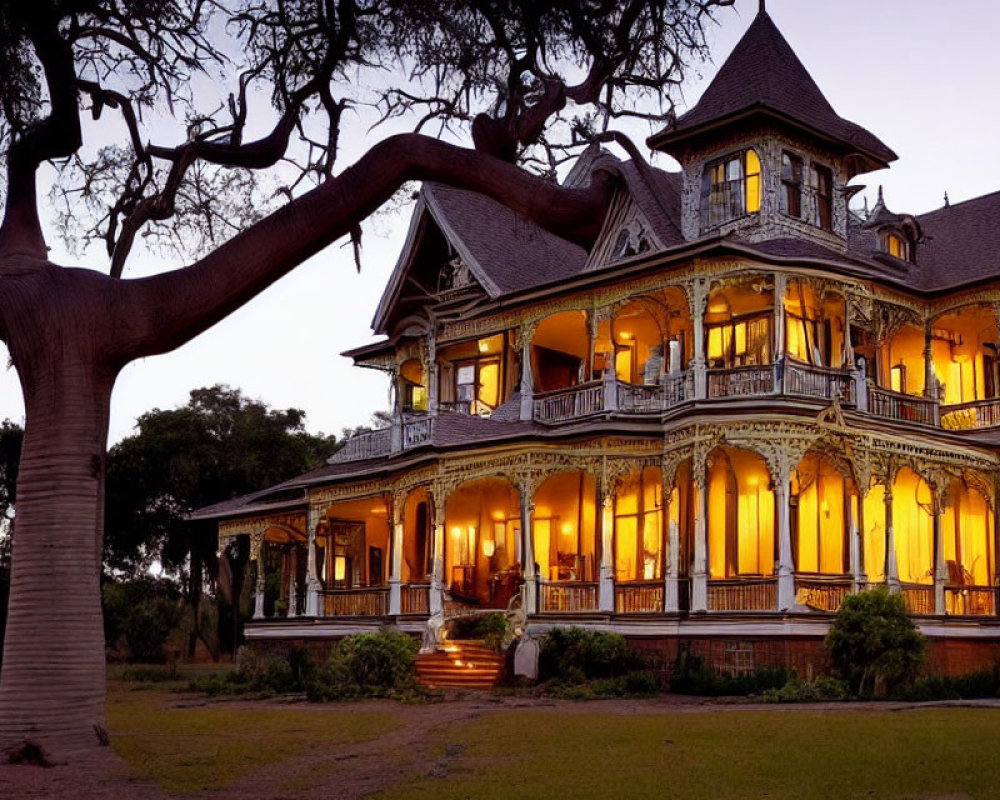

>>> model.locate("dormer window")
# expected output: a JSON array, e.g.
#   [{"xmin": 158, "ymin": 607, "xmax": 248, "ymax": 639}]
[
  {"xmin": 702, "ymin": 149, "xmax": 761, "ymax": 229},
  {"xmin": 883, "ymin": 232, "xmax": 908, "ymax": 260},
  {"xmin": 781, "ymin": 152, "xmax": 803, "ymax": 218},
  {"xmin": 809, "ymin": 163, "xmax": 833, "ymax": 230}
]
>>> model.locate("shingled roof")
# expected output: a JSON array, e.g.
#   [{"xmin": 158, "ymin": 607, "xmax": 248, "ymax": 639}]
[{"xmin": 648, "ymin": 9, "xmax": 896, "ymax": 170}]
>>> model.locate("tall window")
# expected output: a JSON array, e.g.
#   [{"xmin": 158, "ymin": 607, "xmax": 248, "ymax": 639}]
[
  {"xmin": 702, "ymin": 149, "xmax": 762, "ymax": 229},
  {"xmin": 810, "ymin": 163, "xmax": 833, "ymax": 230},
  {"xmin": 781, "ymin": 152, "xmax": 802, "ymax": 218},
  {"xmin": 706, "ymin": 316, "xmax": 771, "ymax": 368}
]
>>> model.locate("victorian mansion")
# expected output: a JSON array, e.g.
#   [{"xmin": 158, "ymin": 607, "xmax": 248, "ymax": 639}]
[{"xmin": 194, "ymin": 8, "xmax": 1000, "ymax": 673}]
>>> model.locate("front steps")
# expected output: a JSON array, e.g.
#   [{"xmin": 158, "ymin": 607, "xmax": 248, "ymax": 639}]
[{"xmin": 414, "ymin": 639, "xmax": 505, "ymax": 690}]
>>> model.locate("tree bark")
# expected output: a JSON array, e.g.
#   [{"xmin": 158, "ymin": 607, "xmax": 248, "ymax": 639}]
[{"xmin": 0, "ymin": 265, "xmax": 120, "ymax": 761}]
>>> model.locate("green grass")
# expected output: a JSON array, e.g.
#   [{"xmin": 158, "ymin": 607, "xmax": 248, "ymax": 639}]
[
  {"xmin": 106, "ymin": 681, "xmax": 401, "ymax": 793},
  {"xmin": 375, "ymin": 709, "xmax": 1000, "ymax": 800}
]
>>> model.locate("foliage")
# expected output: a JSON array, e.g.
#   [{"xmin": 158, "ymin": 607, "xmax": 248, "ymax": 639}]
[
  {"xmin": 899, "ymin": 668, "xmax": 1000, "ymax": 702},
  {"xmin": 548, "ymin": 670, "xmax": 662, "ymax": 699},
  {"xmin": 102, "ymin": 578, "xmax": 186, "ymax": 664},
  {"xmin": 538, "ymin": 627, "xmax": 646, "ymax": 684},
  {"xmin": 668, "ymin": 650, "xmax": 793, "ymax": 696},
  {"xmin": 189, "ymin": 632, "xmax": 421, "ymax": 701},
  {"xmin": 824, "ymin": 588, "xmax": 925, "ymax": 696},
  {"xmin": 447, "ymin": 612, "xmax": 513, "ymax": 652},
  {"xmin": 754, "ymin": 676, "xmax": 849, "ymax": 703}
]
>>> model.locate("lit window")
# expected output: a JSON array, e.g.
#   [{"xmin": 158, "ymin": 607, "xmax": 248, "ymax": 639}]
[
  {"xmin": 781, "ymin": 152, "xmax": 802, "ymax": 218},
  {"xmin": 890, "ymin": 363, "xmax": 907, "ymax": 393},
  {"xmin": 701, "ymin": 149, "xmax": 762, "ymax": 229},
  {"xmin": 885, "ymin": 232, "xmax": 907, "ymax": 259},
  {"xmin": 810, "ymin": 163, "xmax": 833, "ymax": 230}
]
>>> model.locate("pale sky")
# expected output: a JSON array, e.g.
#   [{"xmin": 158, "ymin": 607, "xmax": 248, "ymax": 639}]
[{"xmin": 2, "ymin": 0, "xmax": 1000, "ymax": 444}]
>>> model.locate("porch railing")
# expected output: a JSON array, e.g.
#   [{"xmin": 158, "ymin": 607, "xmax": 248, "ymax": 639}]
[
  {"xmin": 328, "ymin": 428, "xmax": 393, "ymax": 463},
  {"xmin": 793, "ymin": 575, "xmax": 853, "ymax": 612},
  {"xmin": 707, "ymin": 578, "xmax": 777, "ymax": 611},
  {"xmin": 402, "ymin": 417, "xmax": 433, "ymax": 448},
  {"xmin": 615, "ymin": 581, "xmax": 664, "ymax": 613},
  {"xmin": 783, "ymin": 361, "xmax": 854, "ymax": 404},
  {"xmin": 707, "ymin": 364, "xmax": 776, "ymax": 399},
  {"xmin": 533, "ymin": 381, "xmax": 604, "ymax": 423},
  {"xmin": 616, "ymin": 382, "xmax": 663, "ymax": 413},
  {"xmin": 321, "ymin": 587, "xmax": 389, "ymax": 616},
  {"xmin": 945, "ymin": 585, "xmax": 997, "ymax": 616},
  {"xmin": 941, "ymin": 398, "xmax": 1000, "ymax": 431},
  {"xmin": 900, "ymin": 582, "xmax": 935, "ymax": 615},
  {"xmin": 868, "ymin": 385, "xmax": 938, "ymax": 426},
  {"xmin": 400, "ymin": 583, "xmax": 431, "ymax": 614},
  {"xmin": 538, "ymin": 581, "xmax": 599, "ymax": 612}
]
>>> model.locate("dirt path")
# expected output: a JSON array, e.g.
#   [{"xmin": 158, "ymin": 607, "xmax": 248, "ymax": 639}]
[{"xmin": 4, "ymin": 694, "xmax": 999, "ymax": 799}]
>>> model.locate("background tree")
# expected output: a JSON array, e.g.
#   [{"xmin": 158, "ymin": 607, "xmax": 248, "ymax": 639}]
[
  {"xmin": 0, "ymin": 0, "xmax": 733, "ymax": 759},
  {"xmin": 105, "ymin": 384, "xmax": 337, "ymax": 657}
]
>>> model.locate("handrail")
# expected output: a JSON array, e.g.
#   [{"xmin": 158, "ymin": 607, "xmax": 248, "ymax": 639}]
[
  {"xmin": 941, "ymin": 397, "xmax": 1000, "ymax": 430},
  {"xmin": 868, "ymin": 385, "xmax": 938, "ymax": 426}
]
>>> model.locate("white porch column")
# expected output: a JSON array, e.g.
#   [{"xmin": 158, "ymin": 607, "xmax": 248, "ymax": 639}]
[
  {"xmin": 426, "ymin": 331, "xmax": 439, "ymax": 416},
  {"xmin": 430, "ymin": 500, "xmax": 445, "ymax": 616},
  {"xmin": 664, "ymin": 472, "xmax": 680, "ymax": 613},
  {"xmin": 252, "ymin": 532, "xmax": 265, "ymax": 619},
  {"xmin": 689, "ymin": 279, "xmax": 708, "ymax": 400},
  {"xmin": 773, "ymin": 272, "xmax": 787, "ymax": 362},
  {"xmin": 884, "ymin": 480, "xmax": 901, "ymax": 593},
  {"xmin": 305, "ymin": 505, "xmax": 323, "ymax": 616},
  {"xmin": 933, "ymin": 491, "xmax": 947, "ymax": 615},
  {"xmin": 519, "ymin": 478, "xmax": 537, "ymax": 615},
  {"xmin": 519, "ymin": 322, "xmax": 536, "ymax": 421},
  {"xmin": 691, "ymin": 468, "xmax": 708, "ymax": 612},
  {"xmin": 389, "ymin": 493, "xmax": 403, "ymax": 616},
  {"xmin": 775, "ymin": 457, "xmax": 795, "ymax": 612},
  {"xmin": 843, "ymin": 294, "xmax": 856, "ymax": 368},
  {"xmin": 849, "ymin": 491, "xmax": 865, "ymax": 591},
  {"xmin": 288, "ymin": 547, "xmax": 297, "ymax": 617},
  {"xmin": 599, "ymin": 484, "xmax": 615, "ymax": 613}
]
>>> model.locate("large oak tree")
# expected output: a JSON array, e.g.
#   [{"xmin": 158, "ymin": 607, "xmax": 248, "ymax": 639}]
[{"xmin": 0, "ymin": 0, "xmax": 732, "ymax": 760}]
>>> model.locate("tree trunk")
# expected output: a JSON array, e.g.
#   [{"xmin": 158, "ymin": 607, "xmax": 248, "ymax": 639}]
[{"xmin": 0, "ymin": 266, "xmax": 119, "ymax": 761}]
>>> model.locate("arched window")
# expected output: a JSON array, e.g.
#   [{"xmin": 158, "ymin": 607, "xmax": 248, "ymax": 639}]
[{"xmin": 701, "ymin": 149, "xmax": 761, "ymax": 229}]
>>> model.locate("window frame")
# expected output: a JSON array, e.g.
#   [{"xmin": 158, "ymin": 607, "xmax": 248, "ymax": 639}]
[
  {"xmin": 701, "ymin": 149, "xmax": 762, "ymax": 230},
  {"xmin": 780, "ymin": 151, "xmax": 803, "ymax": 219},
  {"xmin": 809, "ymin": 163, "xmax": 833, "ymax": 231}
]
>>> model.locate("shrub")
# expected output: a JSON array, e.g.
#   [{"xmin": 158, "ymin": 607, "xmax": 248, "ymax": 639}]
[
  {"xmin": 755, "ymin": 676, "xmax": 849, "ymax": 703},
  {"xmin": 447, "ymin": 613, "xmax": 513, "ymax": 652},
  {"xmin": 825, "ymin": 589, "xmax": 925, "ymax": 696},
  {"xmin": 900, "ymin": 668, "xmax": 1000, "ymax": 701},
  {"xmin": 334, "ymin": 630, "xmax": 418, "ymax": 689},
  {"xmin": 539, "ymin": 627, "xmax": 645, "ymax": 682},
  {"xmin": 668, "ymin": 651, "xmax": 792, "ymax": 696},
  {"xmin": 103, "ymin": 578, "xmax": 185, "ymax": 663}
]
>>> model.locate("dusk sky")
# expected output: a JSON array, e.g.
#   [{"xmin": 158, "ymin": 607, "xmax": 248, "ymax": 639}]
[{"xmin": 2, "ymin": 0, "xmax": 999, "ymax": 444}]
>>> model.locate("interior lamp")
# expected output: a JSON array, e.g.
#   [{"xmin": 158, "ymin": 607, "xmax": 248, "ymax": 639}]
[{"xmin": 334, "ymin": 554, "xmax": 347, "ymax": 582}]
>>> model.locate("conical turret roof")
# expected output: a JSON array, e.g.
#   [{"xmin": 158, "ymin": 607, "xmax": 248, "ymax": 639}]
[{"xmin": 648, "ymin": 9, "xmax": 896, "ymax": 171}]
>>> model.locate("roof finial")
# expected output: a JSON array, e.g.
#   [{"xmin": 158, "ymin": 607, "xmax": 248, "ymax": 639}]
[
  {"xmin": 759, "ymin": 0, "xmax": 767, "ymax": 14},
  {"xmin": 944, "ymin": 191, "xmax": 950, "ymax": 208},
  {"xmin": 877, "ymin": 185, "xmax": 884, "ymax": 205}
]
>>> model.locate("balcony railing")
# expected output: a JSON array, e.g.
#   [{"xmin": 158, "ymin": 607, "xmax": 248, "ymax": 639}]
[
  {"xmin": 707, "ymin": 363, "xmax": 776, "ymax": 399},
  {"xmin": 321, "ymin": 587, "xmax": 389, "ymax": 616},
  {"xmin": 783, "ymin": 361, "xmax": 854, "ymax": 404},
  {"xmin": 941, "ymin": 398, "xmax": 1000, "ymax": 431},
  {"xmin": 328, "ymin": 428, "xmax": 393, "ymax": 463},
  {"xmin": 868, "ymin": 385, "xmax": 938, "ymax": 426},
  {"xmin": 400, "ymin": 583, "xmax": 430, "ymax": 614},
  {"xmin": 617, "ymin": 372, "xmax": 693, "ymax": 414},
  {"xmin": 533, "ymin": 380, "xmax": 605, "ymax": 423},
  {"xmin": 794, "ymin": 575, "xmax": 853, "ymax": 612},
  {"xmin": 402, "ymin": 417, "xmax": 433, "ymax": 448},
  {"xmin": 707, "ymin": 578, "xmax": 777, "ymax": 611},
  {"xmin": 539, "ymin": 581, "xmax": 599, "ymax": 612},
  {"xmin": 615, "ymin": 581, "xmax": 664, "ymax": 613},
  {"xmin": 900, "ymin": 582, "xmax": 935, "ymax": 615},
  {"xmin": 945, "ymin": 585, "xmax": 996, "ymax": 616}
]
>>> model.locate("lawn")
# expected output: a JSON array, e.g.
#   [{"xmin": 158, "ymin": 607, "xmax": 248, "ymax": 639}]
[{"xmin": 105, "ymin": 671, "xmax": 1000, "ymax": 798}]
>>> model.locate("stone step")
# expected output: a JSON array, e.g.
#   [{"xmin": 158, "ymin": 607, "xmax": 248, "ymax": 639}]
[{"xmin": 413, "ymin": 638, "xmax": 505, "ymax": 690}]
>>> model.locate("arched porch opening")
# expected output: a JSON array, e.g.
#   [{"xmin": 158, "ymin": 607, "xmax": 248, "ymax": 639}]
[
  {"xmin": 254, "ymin": 525, "xmax": 308, "ymax": 619},
  {"xmin": 532, "ymin": 310, "xmax": 589, "ymax": 393},
  {"xmin": 706, "ymin": 446, "xmax": 776, "ymax": 610},
  {"xmin": 613, "ymin": 465, "xmax": 666, "ymax": 613},
  {"xmin": 942, "ymin": 477, "xmax": 996, "ymax": 615},
  {"xmin": 444, "ymin": 476, "xmax": 521, "ymax": 608},
  {"xmin": 933, "ymin": 305, "xmax": 1000, "ymax": 429},
  {"xmin": 401, "ymin": 486, "xmax": 432, "ymax": 583},
  {"xmin": 316, "ymin": 495, "xmax": 391, "ymax": 615},
  {"xmin": 705, "ymin": 278, "xmax": 775, "ymax": 399}
]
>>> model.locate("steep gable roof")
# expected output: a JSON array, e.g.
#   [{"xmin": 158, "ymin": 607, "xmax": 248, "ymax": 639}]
[
  {"xmin": 911, "ymin": 191, "xmax": 1000, "ymax": 291},
  {"xmin": 648, "ymin": 10, "xmax": 896, "ymax": 170}
]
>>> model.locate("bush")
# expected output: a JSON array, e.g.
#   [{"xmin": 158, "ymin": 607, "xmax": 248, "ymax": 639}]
[
  {"xmin": 668, "ymin": 650, "xmax": 792, "ymax": 696},
  {"xmin": 900, "ymin": 668, "xmax": 1000, "ymax": 702},
  {"xmin": 825, "ymin": 589, "xmax": 925, "ymax": 696},
  {"xmin": 103, "ymin": 578, "xmax": 186, "ymax": 663},
  {"xmin": 539, "ymin": 627, "xmax": 645, "ymax": 682},
  {"xmin": 447, "ymin": 613, "xmax": 513, "ymax": 652},
  {"xmin": 755, "ymin": 676, "xmax": 849, "ymax": 703}
]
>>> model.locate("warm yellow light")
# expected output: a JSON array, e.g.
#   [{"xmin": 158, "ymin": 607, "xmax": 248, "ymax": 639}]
[
  {"xmin": 561, "ymin": 523, "xmax": 573, "ymax": 535},
  {"xmin": 619, "ymin": 331, "xmax": 633, "ymax": 341},
  {"xmin": 492, "ymin": 511, "xmax": 505, "ymax": 521},
  {"xmin": 451, "ymin": 526, "xmax": 462, "ymax": 538},
  {"xmin": 478, "ymin": 340, "xmax": 490, "ymax": 352},
  {"xmin": 370, "ymin": 507, "xmax": 386, "ymax": 515},
  {"xmin": 747, "ymin": 476, "xmax": 759, "ymax": 488},
  {"xmin": 482, "ymin": 538, "xmax": 496, "ymax": 558},
  {"xmin": 708, "ymin": 302, "xmax": 728, "ymax": 314},
  {"xmin": 334, "ymin": 555, "xmax": 346, "ymax": 582}
]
